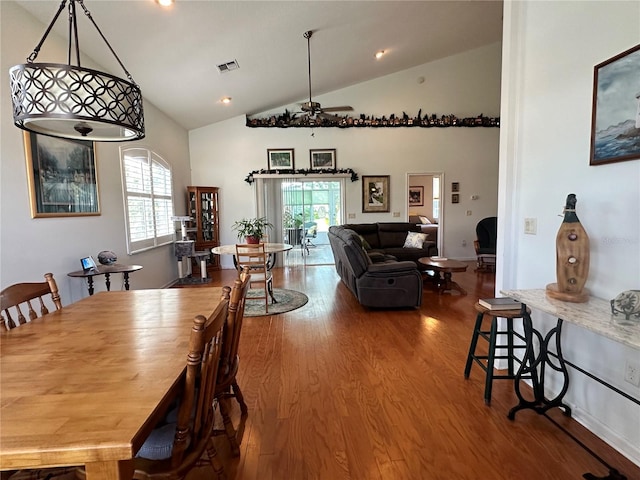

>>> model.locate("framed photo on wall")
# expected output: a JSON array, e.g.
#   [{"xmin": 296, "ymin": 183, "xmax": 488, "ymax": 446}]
[
  {"xmin": 309, "ymin": 148, "xmax": 336, "ymax": 170},
  {"xmin": 362, "ymin": 175, "xmax": 390, "ymax": 213},
  {"xmin": 408, "ymin": 186, "xmax": 424, "ymax": 206},
  {"xmin": 24, "ymin": 132, "xmax": 100, "ymax": 218},
  {"xmin": 267, "ymin": 148, "xmax": 295, "ymax": 170},
  {"xmin": 590, "ymin": 44, "xmax": 640, "ymax": 165},
  {"xmin": 451, "ymin": 194, "xmax": 460, "ymax": 204}
]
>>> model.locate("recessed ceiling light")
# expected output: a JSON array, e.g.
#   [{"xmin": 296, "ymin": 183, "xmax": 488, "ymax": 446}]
[
  {"xmin": 221, "ymin": 97, "xmax": 232, "ymax": 104},
  {"xmin": 375, "ymin": 50, "xmax": 386, "ymax": 59},
  {"xmin": 156, "ymin": 0, "xmax": 174, "ymax": 7}
]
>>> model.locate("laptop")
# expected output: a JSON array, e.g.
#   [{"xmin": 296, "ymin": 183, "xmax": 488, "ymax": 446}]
[{"xmin": 80, "ymin": 256, "xmax": 98, "ymax": 273}]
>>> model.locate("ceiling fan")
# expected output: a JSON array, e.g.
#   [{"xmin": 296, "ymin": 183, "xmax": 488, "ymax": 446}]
[{"xmin": 295, "ymin": 30, "xmax": 353, "ymax": 122}]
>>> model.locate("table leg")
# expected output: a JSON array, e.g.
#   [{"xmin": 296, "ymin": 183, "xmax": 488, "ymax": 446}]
[
  {"xmin": 508, "ymin": 316, "xmax": 570, "ymax": 419},
  {"xmin": 87, "ymin": 276, "xmax": 95, "ymax": 296},
  {"xmin": 85, "ymin": 459, "xmax": 133, "ymax": 480},
  {"xmin": 123, "ymin": 273, "xmax": 131, "ymax": 290},
  {"xmin": 104, "ymin": 273, "xmax": 111, "ymax": 292}
]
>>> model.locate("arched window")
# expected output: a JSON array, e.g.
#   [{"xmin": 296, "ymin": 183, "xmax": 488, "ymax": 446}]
[{"xmin": 121, "ymin": 147, "xmax": 174, "ymax": 254}]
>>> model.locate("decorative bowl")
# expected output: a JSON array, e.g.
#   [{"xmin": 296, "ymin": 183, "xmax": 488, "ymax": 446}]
[{"xmin": 97, "ymin": 250, "xmax": 117, "ymax": 265}]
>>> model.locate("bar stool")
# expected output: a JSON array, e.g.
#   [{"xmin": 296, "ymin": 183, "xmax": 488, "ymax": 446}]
[{"xmin": 464, "ymin": 302, "xmax": 533, "ymax": 404}]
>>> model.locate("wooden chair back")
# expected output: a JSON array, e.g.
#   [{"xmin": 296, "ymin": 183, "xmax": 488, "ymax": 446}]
[
  {"xmin": 235, "ymin": 243, "xmax": 272, "ymax": 313},
  {"xmin": 220, "ymin": 272, "xmax": 251, "ymax": 379},
  {"xmin": 140, "ymin": 295, "xmax": 230, "ymax": 478},
  {"xmin": 214, "ymin": 272, "xmax": 251, "ymax": 456},
  {"xmin": 1, "ymin": 273, "xmax": 62, "ymax": 331}
]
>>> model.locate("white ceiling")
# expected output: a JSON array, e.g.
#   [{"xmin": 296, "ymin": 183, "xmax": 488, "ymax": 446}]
[{"xmin": 14, "ymin": 0, "xmax": 503, "ymax": 132}]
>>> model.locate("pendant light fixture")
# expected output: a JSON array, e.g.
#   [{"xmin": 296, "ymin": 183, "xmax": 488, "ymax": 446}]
[{"xmin": 9, "ymin": 0, "xmax": 145, "ymax": 142}]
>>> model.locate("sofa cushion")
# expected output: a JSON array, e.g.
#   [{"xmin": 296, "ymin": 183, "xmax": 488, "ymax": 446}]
[
  {"xmin": 377, "ymin": 222, "xmax": 422, "ymax": 248},
  {"xmin": 403, "ymin": 231, "xmax": 428, "ymax": 248},
  {"xmin": 342, "ymin": 223, "xmax": 380, "ymax": 249}
]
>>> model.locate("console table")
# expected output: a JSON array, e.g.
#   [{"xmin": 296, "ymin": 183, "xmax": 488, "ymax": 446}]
[
  {"xmin": 68, "ymin": 264, "xmax": 143, "ymax": 296},
  {"xmin": 501, "ymin": 289, "xmax": 640, "ymax": 480}
]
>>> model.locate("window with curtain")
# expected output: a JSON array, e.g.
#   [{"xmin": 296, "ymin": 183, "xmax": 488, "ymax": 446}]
[{"xmin": 120, "ymin": 147, "xmax": 174, "ymax": 254}]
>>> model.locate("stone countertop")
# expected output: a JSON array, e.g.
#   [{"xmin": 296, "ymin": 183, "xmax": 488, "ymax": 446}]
[{"xmin": 500, "ymin": 289, "xmax": 640, "ymax": 350}]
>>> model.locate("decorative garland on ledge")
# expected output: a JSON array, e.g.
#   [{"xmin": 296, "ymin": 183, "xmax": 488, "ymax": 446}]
[
  {"xmin": 246, "ymin": 111, "xmax": 499, "ymax": 129},
  {"xmin": 244, "ymin": 168, "xmax": 359, "ymax": 185}
]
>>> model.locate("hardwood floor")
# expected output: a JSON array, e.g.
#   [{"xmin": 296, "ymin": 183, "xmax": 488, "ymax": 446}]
[{"xmin": 191, "ymin": 264, "xmax": 640, "ymax": 480}]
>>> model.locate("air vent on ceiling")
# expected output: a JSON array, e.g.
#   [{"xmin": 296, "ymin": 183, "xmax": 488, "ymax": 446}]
[{"xmin": 217, "ymin": 60, "xmax": 240, "ymax": 73}]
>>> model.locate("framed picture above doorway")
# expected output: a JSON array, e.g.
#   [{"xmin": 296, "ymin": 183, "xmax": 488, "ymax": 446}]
[
  {"xmin": 309, "ymin": 149, "xmax": 336, "ymax": 170},
  {"xmin": 267, "ymin": 148, "xmax": 295, "ymax": 170}
]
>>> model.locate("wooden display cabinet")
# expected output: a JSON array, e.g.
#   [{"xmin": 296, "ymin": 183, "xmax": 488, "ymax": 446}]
[{"xmin": 186, "ymin": 186, "xmax": 220, "ymax": 272}]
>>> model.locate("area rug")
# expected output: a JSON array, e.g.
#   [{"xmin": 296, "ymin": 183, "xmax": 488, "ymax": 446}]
[{"xmin": 244, "ymin": 288, "xmax": 308, "ymax": 317}]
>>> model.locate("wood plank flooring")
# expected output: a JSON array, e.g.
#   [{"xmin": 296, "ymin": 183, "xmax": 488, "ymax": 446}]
[{"xmin": 191, "ymin": 264, "xmax": 640, "ymax": 480}]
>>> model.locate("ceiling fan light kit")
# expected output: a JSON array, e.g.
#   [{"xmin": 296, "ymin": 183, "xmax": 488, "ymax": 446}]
[{"xmin": 9, "ymin": 0, "xmax": 145, "ymax": 142}]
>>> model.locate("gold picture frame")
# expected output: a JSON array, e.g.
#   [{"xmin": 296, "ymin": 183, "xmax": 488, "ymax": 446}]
[
  {"xmin": 362, "ymin": 175, "xmax": 390, "ymax": 213},
  {"xmin": 24, "ymin": 132, "xmax": 100, "ymax": 218}
]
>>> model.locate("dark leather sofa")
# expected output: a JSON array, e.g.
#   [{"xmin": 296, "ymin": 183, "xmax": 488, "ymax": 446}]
[
  {"xmin": 328, "ymin": 225, "xmax": 423, "ymax": 308},
  {"xmin": 341, "ymin": 222, "xmax": 438, "ymax": 267}
]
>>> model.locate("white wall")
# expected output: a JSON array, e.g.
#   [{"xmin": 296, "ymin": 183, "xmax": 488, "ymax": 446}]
[
  {"xmin": 190, "ymin": 42, "xmax": 502, "ymax": 269},
  {"xmin": 0, "ymin": 2, "xmax": 192, "ymax": 303},
  {"xmin": 499, "ymin": 1, "xmax": 640, "ymax": 466}
]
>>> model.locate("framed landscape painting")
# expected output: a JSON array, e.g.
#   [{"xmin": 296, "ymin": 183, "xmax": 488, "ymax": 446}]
[
  {"xmin": 24, "ymin": 132, "xmax": 100, "ymax": 218},
  {"xmin": 310, "ymin": 149, "xmax": 336, "ymax": 170},
  {"xmin": 590, "ymin": 44, "xmax": 640, "ymax": 165},
  {"xmin": 362, "ymin": 175, "xmax": 390, "ymax": 213},
  {"xmin": 267, "ymin": 148, "xmax": 295, "ymax": 170}
]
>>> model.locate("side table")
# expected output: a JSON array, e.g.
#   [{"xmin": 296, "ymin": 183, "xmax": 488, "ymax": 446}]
[
  {"xmin": 68, "ymin": 264, "xmax": 143, "ymax": 296},
  {"xmin": 418, "ymin": 257, "xmax": 468, "ymax": 294}
]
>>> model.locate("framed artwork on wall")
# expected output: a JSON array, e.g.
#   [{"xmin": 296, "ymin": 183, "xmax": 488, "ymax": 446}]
[
  {"xmin": 24, "ymin": 132, "xmax": 100, "ymax": 218},
  {"xmin": 451, "ymin": 194, "xmax": 460, "ymax": 204},
  {"xmin": 451, "ymin": 182, "xmax": 460, "ymax": 192},
  {"xmin": 409, "ymin": 186, "xmax": 424, "ymax": 206},
  {"xmin": 309, "ymin": 148, "xmax": 336, "ymax": 170},
  {"xmin": 362, "ymin": 175, "xmax": 390, "ymax": 212},
  {"xmin": 267, "ymin": 148, "xmax": 295, "ymax": 169},
  {"xmin": 590, "ymin": 44, "xmax": 640, "ymax": 166}
]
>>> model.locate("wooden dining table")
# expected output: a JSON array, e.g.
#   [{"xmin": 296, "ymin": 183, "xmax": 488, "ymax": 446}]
[{"xmin": 0, "ymin": 287, "xmax": 223, "ymax": 480}]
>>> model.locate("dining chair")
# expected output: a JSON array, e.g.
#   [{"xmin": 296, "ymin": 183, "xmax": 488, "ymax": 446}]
[
  {"xmin": 99, "ymin": 295, "xmax": 231, "ymax": 480},
  {"xmin": 214, "ymin": 271, "xmax": 251, "ymax": 456},
  {"xmin": 235, "ymin": 243, "xmax": 274, "ymax": 313},
  {"xmin": 1, "ymin": 273, "xmax": 62, "ymax": 331}
]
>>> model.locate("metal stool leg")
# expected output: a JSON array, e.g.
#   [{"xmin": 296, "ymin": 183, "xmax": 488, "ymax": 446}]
[
  {"xmin": 464, "ymin": 311, "xmax": 485, "ymax": 378},
  {"xmin": 484, "ymin": 317, "xmax": 498, "ymax": 404}
]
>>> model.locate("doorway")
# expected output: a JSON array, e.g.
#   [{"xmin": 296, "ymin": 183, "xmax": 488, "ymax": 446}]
[
  {"xmin": 257, "ymin": 177, "xmax": 345, "ymax": 266},
  {"xmin": 407, "ymin": 172, "xmax": 444, "ymax": 256}
]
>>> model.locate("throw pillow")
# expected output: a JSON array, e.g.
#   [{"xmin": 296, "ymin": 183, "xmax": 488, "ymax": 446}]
[
  {"xmin": 419, "ymin": 215, "xmax": 432, "ymax": 224},
  {"xmin": 403, "ymin": 231, "xmax": 428, "ymax": 248},
  {"xmin": 359, "ymin": 234, "xmax": 372, "ymax": 250}
]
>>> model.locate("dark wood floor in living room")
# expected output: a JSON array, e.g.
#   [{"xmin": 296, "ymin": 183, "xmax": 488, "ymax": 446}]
[{"xmin": 192, "ymin": 264, "xmax": 640, "ymax": 480}]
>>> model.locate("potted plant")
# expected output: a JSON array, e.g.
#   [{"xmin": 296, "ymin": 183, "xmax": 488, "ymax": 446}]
[{"xmin": 232, "ymin": 217, "xmax": 273, "ymax": 244}]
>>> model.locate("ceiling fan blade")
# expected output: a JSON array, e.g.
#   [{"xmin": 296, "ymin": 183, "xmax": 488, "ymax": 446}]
[
  {"xmin": 317, "ymin": 112, "xmax": 341, "ymax": 121},
  {"xmin": 322, "ymin": 106, "xmax": 354, "ymax": 112}
]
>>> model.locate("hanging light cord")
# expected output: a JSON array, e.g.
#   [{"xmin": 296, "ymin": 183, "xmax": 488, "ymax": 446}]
[{"xmin": 25, "ymin": 0, "xmax": 136, "ymax": 84}]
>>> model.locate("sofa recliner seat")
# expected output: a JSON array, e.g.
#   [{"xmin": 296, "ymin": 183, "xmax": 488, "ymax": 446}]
[{"xmin": 328, "ymin": 225, "xmax": 422, "ymax": 308}]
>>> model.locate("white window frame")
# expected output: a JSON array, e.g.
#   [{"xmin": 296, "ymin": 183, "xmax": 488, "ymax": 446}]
[{"xmin": 120, "ymin": 147, "xmax": 175, "ymax": 254}]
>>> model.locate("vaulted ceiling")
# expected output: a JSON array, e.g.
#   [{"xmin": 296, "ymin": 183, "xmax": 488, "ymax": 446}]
[{"xmin": 13, "ymin": 0, "xmax": 503, "ymax": 131}]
